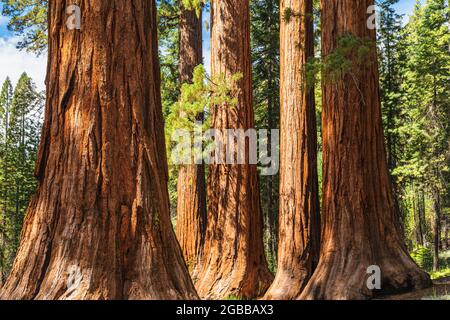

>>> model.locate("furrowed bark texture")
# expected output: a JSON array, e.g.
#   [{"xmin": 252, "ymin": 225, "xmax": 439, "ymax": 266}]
[
  {"xmin": 193, "ymin": 0, "xmax": 273, "ymax": 299},
  {"xmin": 264, "ymin": 0, "xmax": 320, "ymax": 300},
  {"xmin": 0, "ymin": 0, "xmax": 198, "ymax": 300},
  {"xmin": 300, "ymin": 0, "xmax": 431, "ymax": 300},
  {"xmin": 175, "ymin": 4, "xmax": 207, "ymax": 272}
]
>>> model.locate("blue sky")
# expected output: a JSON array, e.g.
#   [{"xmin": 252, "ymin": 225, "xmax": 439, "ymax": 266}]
[
  {"xmin": 0, "ymin": 0, "xmax": 418, "ymax": 91},
  {"xmin": 0, "ymin": 15, "xmax": 9, "ymax": 38},
  {"xmin": 395, "ymin": 0, "xmax": 419, "ymax": 15},
  {"xmin": 0, "ymin": 4, "xmax": 47, "ymax": 90}
]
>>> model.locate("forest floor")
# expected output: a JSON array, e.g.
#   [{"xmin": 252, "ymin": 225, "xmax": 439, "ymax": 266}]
[{"xmin": 381, "ymin": 276, "xmax": 450, "ymax": 300}]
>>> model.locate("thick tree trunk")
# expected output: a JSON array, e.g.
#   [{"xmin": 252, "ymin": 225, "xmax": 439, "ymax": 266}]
[
  {"xmin": 178, "ymin": 4, "xmax": 203, "ymax": 84},
  {"xmin": 300, "ymin": 0, "xmax": 431, "ymax": 300},
  {"xmin": 192, "ymin": 0, "xmax": 273, "ymax": 299},
  {"xmin": 0, "ymin": 0, "xmax": 198, "ymax": 300},
  {"xmin": 264, "ymin": 0, "xmax": 320, "ymax": 300},
  {"xmin": 175, "ymin": 3, "xmax": 207, "ymax": 272}
]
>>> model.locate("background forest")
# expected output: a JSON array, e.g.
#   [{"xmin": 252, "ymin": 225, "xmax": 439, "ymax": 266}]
[{"xmin": 0, "ymin": 0, "xmax": 449, "ymax": 295}]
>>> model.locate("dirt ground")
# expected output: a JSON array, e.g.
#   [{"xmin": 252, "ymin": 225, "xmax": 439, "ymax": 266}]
[{"xmin": 380, "ymin": 277, "xmax": 450, "ymax": 300}]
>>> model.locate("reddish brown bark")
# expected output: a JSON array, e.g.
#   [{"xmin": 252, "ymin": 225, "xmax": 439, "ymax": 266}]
[
  {"xmin": 192, "ymin": 0, "xmax": 273, "ymax": 299},
  {"xmin": 264, "ymin": 0, "xmax": 320, "ymax": 300},
  {"xmin": 178, "ymin": 4, "xmax": 203, "ymax": 84},
  {"xmin": 176, "ymin": 164, "xmax": 207, "ymax": 271},
  {"xmin": 0, "ymin": 0, "xmax": 198, "ymax": 300},
  {"xmin": 300, "ymin": 0, "xmax": 431, "ymax": 300},
  {"xmin": 175, "ymin": 3, "xmax": 207, "ymax": 272}
]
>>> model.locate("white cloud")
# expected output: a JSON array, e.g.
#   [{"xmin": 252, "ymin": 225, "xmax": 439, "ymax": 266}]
[{"xmin": 0, "ymin": 36, "xmax": 47, "ymax": 91}]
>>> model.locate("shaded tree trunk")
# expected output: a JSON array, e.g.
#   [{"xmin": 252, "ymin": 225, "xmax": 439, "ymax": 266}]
[
  {"xmin": 300, "ymin": 0, "xmax": 431, "ymax": 300},
  {"xmin": 0, "ymin": 215, "xmax": 5, "ymax": 285},
  {"xmin": 266, "ymin": 0, "xmax": 279, "ymax": 266},
  {"xmin": 414, "ymin": 190, "xmax": 424, "ymax": 246},
  {"xmin": 266, "ymin": 94, "xmax": 278, "ymax": 264},
  {"xmin": 0, "ymin": 0, "xmax": 198, "ymax": 300},
  {"xmin": 264, "ymin": 0, "xmax": 320, "ymax": 300},
  {"xmin": 175, "ymin": 3, "xmax": 207, "ymax": 272},
  {"xmin": 444, "ymin": 214, "xmax": 449, "ymax": 250},
  {"xmin": 178, "ymin": 4, "xmax": 203, "ymax": 84},
  {"xmin": 418, "ymin": 190, "xmax": 428, "ymax": 247},
  {"xmin": 433, "ymin": 189, "xmax": 441, "ymax": 272},
  {"xmin": 192, "ymin": 0, "xmax": 273, "ymax": 299},
  {"xmin": 446, "ymin": 215, "xmax": 449, "ymax": 250}
]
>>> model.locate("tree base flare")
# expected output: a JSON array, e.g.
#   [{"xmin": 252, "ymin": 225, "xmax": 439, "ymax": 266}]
[{"xmin": 299, "ymin": 250, "xmax": 432, "ymax": 300}]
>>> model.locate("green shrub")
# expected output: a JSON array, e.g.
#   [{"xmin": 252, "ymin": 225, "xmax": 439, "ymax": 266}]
[{"xmin": 411, "ymin": 246, "xmax": 433, "ymax": 271}]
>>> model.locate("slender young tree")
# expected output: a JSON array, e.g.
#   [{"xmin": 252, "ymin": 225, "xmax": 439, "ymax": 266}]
[
  {"xmin": 193, "ymin": 0, "xmax": 273, "ymax": 299},
  {"xmin": 175, "ymin": 0, "xmax": 207, "ymax": 272},
  {"xmin": 378, "ymin": 0, "xmax": 402, "ymax": 170},
  {"xmin": 398, "ymin": 0, "xmax": 450, "ymax": 270},
  {"xmin": 0, "ymin": 78, "xmax": 13, "ymax": 142},
  {"xmin": 0, "ymin": 77, "xmax": 13, "ymax": 284},
  {"xmin": 264, "ymin": 0, "xmax": 320, "ymax": 300},
  {"xmin": 0, "ymin": 0, "xmax": 198, "ymax": 300},
  {"xmin": 6, "ymin": 73, "xmax": 42, "ymax": 254},
  {"xmin": 300, "ymin": 0, "xmax": 431, "ymax": 300}
]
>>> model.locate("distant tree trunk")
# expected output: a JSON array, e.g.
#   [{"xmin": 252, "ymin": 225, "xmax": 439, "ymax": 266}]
[
  {"xmin": 266, "ymin": 94, "xmax": 278, "ymax": 263},
  {"xmin": 300, "ymin": 0, "xmax": 431, "ymax": 300},
  {"xmin": 444, "ymin": 214, "xmax": 449, "ymax": 250},
  {"xmin": 419, "ymin": 190, "xmax": 428, "ymax": 247},
  {"xmin": 433, "ymin": 189, "xmax": 441, "ymax": 272},
  {"xmin": 264, "ymin": 0, "xmax": 320, "ymax": 300},
  {"xmin": 266, "ymin": 0, "xmax": 279, "ymax": 267},
  {"xmin": 414, "ymin": 190, "xmax": 424, "ymax": 246},
  {"xmin": 193, "ymin": 0, "xmax": 273, "ymax": 299},
  {"xmin": 175, "ymin": 2, "xmax": 207, "ymax": 273},
  {"xmin": 0, "ymin": 0, "xmax": 198, "ymax": 300},
  {"xmin": 0, "ymin": 215, "xmax": 5, "ymax": 285}
]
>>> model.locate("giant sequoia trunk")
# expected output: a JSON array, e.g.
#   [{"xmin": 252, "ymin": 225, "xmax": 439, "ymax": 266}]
[
  {"xmin": 175, "ymin": 3, "xmax": 207, "ymax": 272},
  {"xmin": 264, "ymin": 0, "xmax": 320, "ymax": 300},
  {"xmin": 192, "ymin": 0, "xmax": 273, "ymax": 299},
  {"xmin": 300, "ymin": 0, "xmax": 431, "ymax": 300},
  {"xmin": 0, "ymin": 0, "xmax": 198, "ymax": 300}
]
